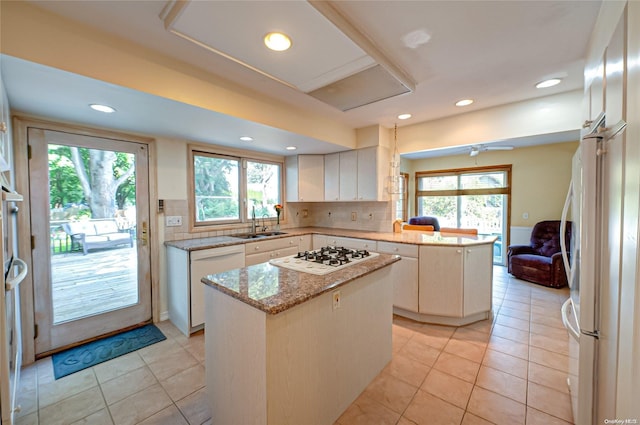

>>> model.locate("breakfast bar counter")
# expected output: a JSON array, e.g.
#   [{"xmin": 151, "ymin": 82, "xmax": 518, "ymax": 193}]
[{"xmin": 202, "ymin": 254, "xmax": 399, "ymax": 425}]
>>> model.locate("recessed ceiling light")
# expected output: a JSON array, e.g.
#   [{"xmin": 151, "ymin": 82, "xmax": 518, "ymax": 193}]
[
  {"xmin": 285, "ymin": 146, "xmax": 297, "ymax": 151},
  {"xmin": 239, "ymin": 136, "xmax": 253, "ymax": 142},
  {"xmin": 455, "ymin": 99, "xmax": 474, "ymax": 107},
  {"xmin": 535, "ymin": 78, "xmax": 562, "ymax": 88},
  {"xmin": 264, "ymin": 32, "xmax": 292, "ymax": 51},
  {"xmin": 397, "ymin": 113, "xmax": 412, "ymax": 120},
  {"xmin": 89, "ymin": 104, "xmax": 116, "ymax": 113}
]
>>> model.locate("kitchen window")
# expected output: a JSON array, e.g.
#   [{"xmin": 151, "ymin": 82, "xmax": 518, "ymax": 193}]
[
  {"xmin": 415, "ymin": 165, "xmax": 511, "ymax": 264},
  {"xmin": 189, "ymin": 147, "xmax": 283, "ymax": 227}
]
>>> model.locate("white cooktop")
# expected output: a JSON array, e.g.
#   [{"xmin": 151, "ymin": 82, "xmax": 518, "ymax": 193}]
[{"xmin": 269, "ymin": 248, "xmax": 379, "ymax": 276}]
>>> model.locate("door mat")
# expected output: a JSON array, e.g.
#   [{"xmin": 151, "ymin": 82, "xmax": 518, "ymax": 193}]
[{"xmin": 52, "ymin": 324, "xmax": 166, "ymax": 380}]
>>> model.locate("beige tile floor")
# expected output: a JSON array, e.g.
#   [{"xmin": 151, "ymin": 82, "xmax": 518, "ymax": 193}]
[{"xmin": 15, "ymin": 266, "xmax": 573, "ymax": 425}]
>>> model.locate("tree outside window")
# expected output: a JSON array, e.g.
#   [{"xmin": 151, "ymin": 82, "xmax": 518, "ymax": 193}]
[{"xmin": 190, "ymin": 149, "xmax": 283, "ymax": 226}]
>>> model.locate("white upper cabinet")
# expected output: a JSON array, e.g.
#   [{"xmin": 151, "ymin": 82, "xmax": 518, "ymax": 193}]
[
  {"xmin": 340, "ymin": 147, "xmax": 388, "ymax": 202},
  {"xmin": 286, "ymin": 147, "xmax": 388, "ymax": 202},
  {"xmin": 286, "ymin": 155, "xmax": 324, "ymax": 202},
  {"xmin": 357, "ymin": 146, "xmax": 381, "ymax": 201},
  {"xmin": 324, "ymin": 152, "xmax": 340, "ymax": 201},
  {"xmin": 339, "ymin": 150, "xmax": 358, "ymax": 201}
]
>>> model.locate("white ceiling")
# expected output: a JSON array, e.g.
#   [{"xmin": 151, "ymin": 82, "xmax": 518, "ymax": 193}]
[{"xmin": 1, "ymin": 0, "xmax": 601, "ymax": 157}]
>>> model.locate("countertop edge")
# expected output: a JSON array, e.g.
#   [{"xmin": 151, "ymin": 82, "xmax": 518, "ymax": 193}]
[{"xmin": 165, "ymin": 227, "xmax": 498, "ymax": 251}]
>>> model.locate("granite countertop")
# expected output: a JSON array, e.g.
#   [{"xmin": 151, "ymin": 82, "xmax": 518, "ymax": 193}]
[
  {"xmin": 165, "ymin": 226, "xmax": 497, "ymax": 251},
  {"xmin": 201, "ymin": 253, "xmax": 400, "ymax": 314}
]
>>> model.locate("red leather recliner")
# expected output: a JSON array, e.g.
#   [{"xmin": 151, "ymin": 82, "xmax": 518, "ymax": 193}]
[{"xmin": 507, "ymin": 220, "xmax": 572, "ymax": 288}]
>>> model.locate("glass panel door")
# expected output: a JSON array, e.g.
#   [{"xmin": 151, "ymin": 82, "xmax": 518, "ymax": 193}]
[
  {"xmin": 30, "ymin": 129, "xmax": 151, "ymax": 354},
  {"xmin": 416, "ymin": 167, "xmax": 509, "ymax": 265}
]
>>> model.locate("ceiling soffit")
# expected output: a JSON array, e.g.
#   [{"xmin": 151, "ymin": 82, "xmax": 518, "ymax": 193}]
[{"xmin": 160, "ymin": 0, "xmax": 415, "ymax": 111}]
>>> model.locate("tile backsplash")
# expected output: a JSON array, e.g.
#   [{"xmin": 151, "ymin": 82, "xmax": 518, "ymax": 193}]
[{"xmin": 162, "ymin": 200, "xmax": 394, "ymax": 241}]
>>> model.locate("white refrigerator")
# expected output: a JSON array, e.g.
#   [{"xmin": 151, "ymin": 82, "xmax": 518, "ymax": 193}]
[{"xmin": 560, "ymin": 116, "xmax": 627, "ymax": 425}]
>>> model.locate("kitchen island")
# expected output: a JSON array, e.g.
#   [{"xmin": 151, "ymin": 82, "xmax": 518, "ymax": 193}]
[{"xmin": 201, "ymin": 253, "xmax": 400, "ymax": 425}]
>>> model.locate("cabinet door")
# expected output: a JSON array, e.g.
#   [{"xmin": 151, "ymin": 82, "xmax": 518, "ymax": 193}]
[
  {"xmin": 462, "ymin": 245, "xmax": 493, "ymax": 316},
  {"xmin": 357, "ymin": 147, "xmax": 378, "ymax": 200},
  {"xmin": 298, "ymin": 155, "xmax": 324, "ymax": 202},
  {"xmin": 324, "ymin": 153, "xmax": 340, "ymax": 201},
  {"xmin": 339, "ymin": 150, "xmax": 358, "ymax": 201},
  {"xmin": 296, "ymin": 234, "xmax": 312, "ymax": 251},
  {"xmin": 166, "ymin": 247, "xmax": 190, "ymax": 335},
  {"xmin": 313, "ymin": 234, "xmax": 327, "ymax": 249},
  {"xmin": 190, "ymin": 246, "xmax": 245, "ymax": 328},
  {"xmin": 418, "ymin": 246, "xmax": 463, "ymax": 317},
  {"xmin": 391, "ymin": 257, "xmax": 419, "ymax": 312}
]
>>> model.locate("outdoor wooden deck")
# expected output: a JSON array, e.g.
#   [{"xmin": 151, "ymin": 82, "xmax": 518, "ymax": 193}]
[{"xmin": 51, "ymin": 246, "xmax": 138, "ymax": 323}]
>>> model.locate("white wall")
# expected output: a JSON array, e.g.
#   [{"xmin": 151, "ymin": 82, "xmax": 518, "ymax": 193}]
[
  {"xmin": 405, "ymin": 141, "xmax": 578, "ymax": 228},
  {"xmin": 398, "ymin": 91, "xmax": 582, "ymax": 154}
]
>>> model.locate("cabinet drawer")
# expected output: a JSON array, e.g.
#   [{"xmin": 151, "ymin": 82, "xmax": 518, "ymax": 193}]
[
  {"xmin": 326, "ymin": 236, "xmax": 375, "ymax": 251},
  {"xmin": 245, "ymin": 237, "xmax": 292, "ymax": 255},
  {"xmin": 245, "ymin": 246, "xmax": 298, "ymax": 266},
  {"xmin": 377, "ymin": 241, "xmax": 418, "ymax": 258}
]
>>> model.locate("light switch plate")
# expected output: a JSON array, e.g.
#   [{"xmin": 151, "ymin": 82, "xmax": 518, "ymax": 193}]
[{"xmin": 165, "ymin": 216, "xmax": 182, "ymax": 226}]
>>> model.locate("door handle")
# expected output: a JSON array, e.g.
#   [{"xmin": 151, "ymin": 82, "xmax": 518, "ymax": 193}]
[{"xmin": 140, "ymin": 221, "xmax": 148, "ymax": 246}]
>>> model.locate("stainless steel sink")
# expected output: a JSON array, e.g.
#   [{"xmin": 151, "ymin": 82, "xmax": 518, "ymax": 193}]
[{"xmin": 233, "ymin": 231, "xmax": 287, "ymax": 239}]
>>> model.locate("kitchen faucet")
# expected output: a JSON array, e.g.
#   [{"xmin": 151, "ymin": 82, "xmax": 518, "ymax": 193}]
[{"xmin": 261, "ymin": 214, "xmax": 269, "ymax": 232}]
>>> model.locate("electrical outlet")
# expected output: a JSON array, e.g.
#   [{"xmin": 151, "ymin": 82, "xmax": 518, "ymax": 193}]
[
  {"xmin": 302, "ymin": 209, "xmax": 308, "ymax": 218},
  {"xmin": 165, "ymin": 216, "xmax": 182, "ymax": 226},
  {"xmin": 351, "ymin": 212, "xmax": 357, "ymax": 221},
  {"xmin": 332, "ymin": 290, "xmax": 341, "ymax": 310},
  {"xmin": 368, "ymin": 213, "xmax": 373, "ymax": 220}
]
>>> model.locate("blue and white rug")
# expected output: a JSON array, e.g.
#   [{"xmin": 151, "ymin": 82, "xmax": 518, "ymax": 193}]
[{"xmin": 52, "ymin": 324, "xmax": 166, "ymax": 379}]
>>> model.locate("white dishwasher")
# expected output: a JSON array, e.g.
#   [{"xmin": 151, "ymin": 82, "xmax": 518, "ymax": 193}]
[{"xmin": 190, "ymin": 245, "xmax": 245, "ymax": 329}]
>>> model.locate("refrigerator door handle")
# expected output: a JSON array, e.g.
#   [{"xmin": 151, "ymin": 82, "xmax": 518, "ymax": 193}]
[
  {"xmin": 561, "ymin": 298, "xmax": 580, "ymax": 341},
  {"xmin": 560, "ymin": 181, "xmax": 574, "ymax": 286}
]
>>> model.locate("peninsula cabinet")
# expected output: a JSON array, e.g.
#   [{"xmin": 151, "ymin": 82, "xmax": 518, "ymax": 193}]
[
  {"xmin": 285, "ymin": 155, "xmax": 324, "ymax": 202},
  {"xmin": 377, "ymin": 241, "xmax": 419, "ymax": 312},
  {"xmin": 417, "ymin": 244, "xmax": 493, "ymax": 325}
]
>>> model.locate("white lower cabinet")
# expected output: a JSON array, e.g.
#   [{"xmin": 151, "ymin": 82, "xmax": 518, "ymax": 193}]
[
  {"xmin": 167, "ymin": 244, "xmax": 245, "ymax": 335},
  {"xmin": 377, "ymin": 241, "xmax": 419, "ymax": 312},
  {"xmin": 312, "ymin": 234, "xmax": 327, "ymax": 249},
  {"xmin": 295, "ymin": 234, "xmax": 312, "ymax": 251},
  {"xmin": 325, "ymin": 236, "xmax": 375, "ymax": 251},
  {"xmin": 245, "ymin": 237, "xmax": 300, "ymax": 266},
  {"xmin": 418, "ymin": 244, "xmax": 492, "ymax": 318}
]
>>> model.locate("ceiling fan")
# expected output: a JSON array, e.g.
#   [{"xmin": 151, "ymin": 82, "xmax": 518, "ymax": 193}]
[{"xmin": 469, "ymin": 144, "xmax": 514, "ymax": 157}]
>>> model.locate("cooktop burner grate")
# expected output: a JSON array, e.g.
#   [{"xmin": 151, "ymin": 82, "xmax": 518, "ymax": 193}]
[{"xmin": 269, "ymin": 246, "xmax": 379, "ymax": 275}]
